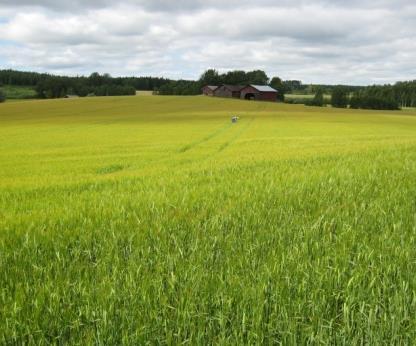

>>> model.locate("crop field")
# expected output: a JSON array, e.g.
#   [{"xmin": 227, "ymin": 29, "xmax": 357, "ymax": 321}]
[
  {"xmin": 135, "ymin": 90, "xmax": 154, "ymax": 96},
  {"xmin": 1, "ymin": 85, "xmax": 37, "ymax": 100},
  {"xmin": 285, "ymin": 93, "xmax": 331, "ymax": 103},
  {"xmin": 284, "ymin": 93, "xmax": 315, "ymax": 99},
  {"xmin": 1, "ymin": 96, "xmax": 416, "ymax": 344}
]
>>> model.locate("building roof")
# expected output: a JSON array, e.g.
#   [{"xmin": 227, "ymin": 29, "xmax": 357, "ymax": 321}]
[
  {"xmin": 205, "ymin": 85, "xmax": 218, "ymax": 90},
  {"xmin": 222, "ymin": 84, "xmax": 244, "ymax": 92},
  {"xmin": 249, "ymin": 85, "xmax": 277, "ymax": 92}
]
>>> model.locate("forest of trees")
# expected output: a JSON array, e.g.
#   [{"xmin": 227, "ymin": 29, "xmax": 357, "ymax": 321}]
[
  {"xmin": 0, "ymin": 89, "xmax": 5, "ymax": 103},
  {"xmin": 328, "ymin": 84, "xmax": 410, "ymax": 110},
  {"xmin": 199, "ymin": 69, "xmax": 269, "ymax": 86},
  {"xmin": 303, "ymin": 83, "xmax": 416, "ymax": 110},
  {"xmin": 0, "ymin": 70, "xmax": 171, "ymax": 98},
  {"xmin": 0, "ymin": 68, "xmax": 283, "ymax": 98},
  {"xmin": 158, "ymin": 80, "xmax": 201, "ymax": 95},
  {"xmin": 331, "ymin": 86, "xmax": 349, "ymax": 108},
  {"xmin": 305, "ymin": 88, "xmax": 325, "ymax": 107},
  {"xmin": 348, "ymin": 83, "xmax": 415, "ymax": 109},
  {"xmin": 158, "ymin": 69, "xmax": 272, "ymax": 95},
  {"xmin": 1, "ymin": 69, "xmax": 416, "ymax": 110}
]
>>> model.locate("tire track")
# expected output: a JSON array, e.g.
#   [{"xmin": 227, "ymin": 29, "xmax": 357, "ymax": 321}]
[
  {"xmin": 215, "ymin": 99, "xmax": 265, "ymax": 153},
  {"xmin": 178, "ymin": 122, "xmax": 233, "ymax": 153},
  {"xmin": 217, "ymin": 117, "xmax": 255, "ymax": 152}
]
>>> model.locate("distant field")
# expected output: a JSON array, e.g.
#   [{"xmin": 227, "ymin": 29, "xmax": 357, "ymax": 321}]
[
  {"xmin": 285, "ymin": 93, "xmax": 331, "ymax": 102},
  {"xmin": 285, "ymin": 93, "xmax": 315, "ymax": 99},
  {"xmin": 1, "ymin": 96, "xmax": 416, "ymax": 344},
  {"xmin": 1, "ymin": 85, "xmax": 37, "ymax": 99},
  {"xmin": 136, "ymin": 90, "xmax": 154, "ymax": 96}
]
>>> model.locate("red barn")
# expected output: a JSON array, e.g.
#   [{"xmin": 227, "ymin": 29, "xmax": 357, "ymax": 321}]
[
  {"xmin": 201, "ymin": 85, "xmax": 218, "ymax": 96},
  {"xmin": 240, "ymin": 85, "xmax": 278, "ymax": 102},
  {"xmin": 214, "ymin": 85, "xmax": 244, "ymax": 98}
]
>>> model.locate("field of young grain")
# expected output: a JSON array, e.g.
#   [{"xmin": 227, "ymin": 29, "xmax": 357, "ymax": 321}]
[{"xmin": 1, "ymin": 96, "xmax": 416, "ymax": 344}]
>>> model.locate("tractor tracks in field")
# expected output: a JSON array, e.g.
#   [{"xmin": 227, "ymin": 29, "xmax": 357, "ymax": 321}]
[
  {"xmin": 178, "ymin": 116, "xmax": 254, "ymax": 155},
  {"xmin": 176, "ymin": 100, "xmax": 264, "ymax": 155},
  {"xmin": 124, "ymin": 121, "xmax": 236, "ymax": 171},
  {"xmin": 178, "ymin": 122, "xmax": 233, "ymax": 153},
  {"xmin": 217, "ymin": 117, "xmax": 255, "ymax": 152},
  {"xmin": 121, "ymin": 115, "xmax": 256, "ymax": 175}
]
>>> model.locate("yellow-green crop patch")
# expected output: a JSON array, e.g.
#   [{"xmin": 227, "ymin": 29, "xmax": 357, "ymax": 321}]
[{"xmin": 1, "ymin": 96, "xmax": 416, "ymax": 344}]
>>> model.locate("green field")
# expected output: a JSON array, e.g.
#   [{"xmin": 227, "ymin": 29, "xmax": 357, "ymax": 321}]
[
  {"xmin": 135, "ymin": 90, "xmax": 154, "ymax": 96},
  {"xmin": 1, "ymin": 85, "xmax": 37, "ymax": 100},
  {"xmin": 285, "ymin": 93, "xmax": 331, "ymax": 103},
  {"xmin": 284, "ymin": 93, "xmax": 315, "ymax": 99},
  {"xmin": 1, "ymin": 96, "xmax": 416, "ymax": 344}
]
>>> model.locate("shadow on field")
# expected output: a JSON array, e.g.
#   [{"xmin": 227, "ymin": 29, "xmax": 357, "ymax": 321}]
[
  {"xmin": 217, "ymin": 118, "xmax": 255, "ymax": 152},
  {"xmin": 96, "ymin": 164, "xmax": 125, "ymax": 175},
  {"xmin": 178, "ymin": 122, "xmax": 233, "ymax": 153}
]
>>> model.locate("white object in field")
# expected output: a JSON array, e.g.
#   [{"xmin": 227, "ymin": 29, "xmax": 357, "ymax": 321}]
[{"xmin": 231, "ymin": 116, "xmax": 239, "ymax": 123}]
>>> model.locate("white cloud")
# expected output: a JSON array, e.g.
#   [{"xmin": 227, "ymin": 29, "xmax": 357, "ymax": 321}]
[{"xmin": 0, "ymin": 0, "xmax": 415, "ymax": 84}]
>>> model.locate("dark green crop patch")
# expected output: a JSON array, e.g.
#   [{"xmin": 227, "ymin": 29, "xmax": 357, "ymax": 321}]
[{"xmin": 96, "ymin": 164, "xmax": 125, "ymax": 175}]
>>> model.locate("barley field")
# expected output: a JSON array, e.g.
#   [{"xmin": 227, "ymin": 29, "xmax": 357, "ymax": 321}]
[{"xmin": 1, "ymin": 96, "xmax": 416, "ymax": 344}]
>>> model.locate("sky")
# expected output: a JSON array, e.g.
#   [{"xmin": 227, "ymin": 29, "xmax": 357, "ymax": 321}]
[{"xmin": 0, "ymin": 0, "xmax": 415, "ymax": 85}]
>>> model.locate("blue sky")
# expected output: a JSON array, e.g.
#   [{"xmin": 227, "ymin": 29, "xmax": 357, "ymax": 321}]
[{"xmin": 0, "ymin": 0, "xmax": 415, "ymax": 84}]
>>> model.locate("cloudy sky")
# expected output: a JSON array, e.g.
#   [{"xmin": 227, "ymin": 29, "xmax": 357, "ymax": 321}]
[{"xmin": 0, "ymin": 0, "xmax": 415, "ymax": 84}]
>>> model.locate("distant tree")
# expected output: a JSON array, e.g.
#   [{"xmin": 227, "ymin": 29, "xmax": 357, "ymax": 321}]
[
  {"xmin": 270, "ymin": 76, "xmax": 285, "ymax": 101},
  {"xmin": 306, "ymin": 88, "xmax": 324, "ymax": 107},
  {"xmin": 349, "ymin": 92, "xmax": 361, "ymax": 109},
  {"xmin": 283, "ymin": 80, "xmax": 303, "ymax": 93},
  {"xmin": 331, "ymin": 86, "xmax": 348, "ymax": 108},
  {"xmin": 305, "ymin": 84, "xmax": 315, "ymax": 95},
  {"xmin": 214, "ymin": 69, "xmax": 269, "ymax": 85},
  {"xmin": 223, "ymin": 70, "xmax": 247, "ymax": 85},
  {"xmin": 246, "ymin": 70, "xmax": 269, "ymax": 85},
  {"xmin": 313, "ymin": 89, "xmax": 324, "ymax": 106},
  {"xmin": 88, "ymin": 72, "xmax": 104, "ymax": 87},
  {"xmin": 158, "ymin": 80, "xmax": 201, "ymax": 95},
  {"xmin": 349, "ymin": 90, "xmax": 399, "ymax": 110},
  {"xmin": 199, "ymin": 69, "xmax": 221, "ymax": 86},
  {"xmin": 102, "ymin": 73, "xmax": 112, "ymax": 85},
  {"xmin": 0, "ymin": 89, "xmax": 5, "ymax": 103}
]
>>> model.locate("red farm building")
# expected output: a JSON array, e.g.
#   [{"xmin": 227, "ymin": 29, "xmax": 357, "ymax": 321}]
[
  {"xmin": 202, "ymin": 85, "xmax": 218, "ymax": 96},
  {"xmin": 214, "ymin": 85, "xmax": 244, "ymax": 98},
  {"xmin": 240, "ymin": 85, "xmax": 278, "ymax": 102}
]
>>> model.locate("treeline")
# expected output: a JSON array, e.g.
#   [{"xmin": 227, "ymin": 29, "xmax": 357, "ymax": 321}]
[
  {"xmin": 199, "ymin": 69, "xmax": 269, "ymax": 86},
  {"xmin": 308, "ymin": 82, "xmax": 416, "ymax": 110},
  {"xmin": 158, "ymin": 69, "xmax": 272, "ymax": 96},
  {"xmin": 1, "ymin": 69, "xmax": 416, "ymax": 109},
  {"xmin": 277, "ymin": 81, "xmax": 361, "ymax": 95},
  {"xmin": 158, "ymin": 69, "xmax": 289, "ymax": 101},
  {"xmin": 305, "ymin": 84, "xmax": 415, "ymax": 110},
  {"xmin": 198, "ymin": 69, "xmax": 363, "ymax": 99},
  {"xmin": 35, "ymin": 75, "xmax": 137, "ymax": 98},
  {"xmin": 349, "ymin": 86, "xmax": 400, "ymax": 110},
  {"xmin": 158, "ymin": 80, "xmax": 201, "ymax": 95},
  {"xmin": 0, "ymin": 70, "xmax": 172, "ymax": 98},
  {"xmin": 333, "ymin": 84, "xmax": 416, "ymax": 110},
  {"xmin": 371, "ymin": 82, "xmax": 416, "ymax": 108}
]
